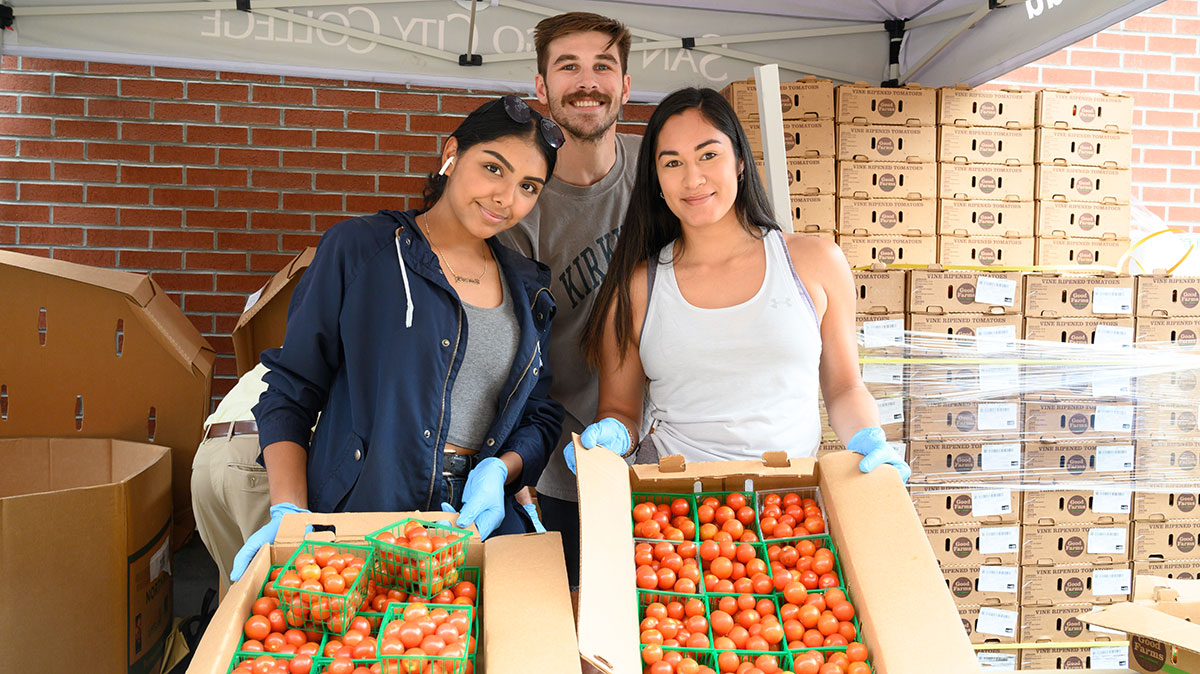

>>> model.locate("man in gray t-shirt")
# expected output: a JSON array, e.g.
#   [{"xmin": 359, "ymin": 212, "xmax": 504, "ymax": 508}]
[{"xmin": 498, "ymin": 11, "xmax": 640, "ymax": 586}]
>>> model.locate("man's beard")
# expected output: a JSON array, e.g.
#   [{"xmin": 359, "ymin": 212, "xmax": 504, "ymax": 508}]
[{"xmin": 551, "ymin": 92, "xmax": 620, "ymax": 144}]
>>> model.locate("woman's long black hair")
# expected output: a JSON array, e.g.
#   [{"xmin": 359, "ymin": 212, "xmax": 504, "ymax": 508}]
[
  {"xmin": 580, "ymin": 86, "xmax": 780, "ymax": 368},
  {"xmin": 422, "ymin": 96, "xmax": 558, "ymax": 208}
]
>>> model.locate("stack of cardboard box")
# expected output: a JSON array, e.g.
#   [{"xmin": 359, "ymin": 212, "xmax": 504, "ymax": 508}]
[
  {"xmin": 722, "ymin": 77, "xmax": 837, "ymax": 237},
  {"xmin": 936, "ymin": 86, "xmax": 1038, "ymax": 270},
  {"xmin": 835, "ymin": 83, "xmax": 939, "ymax": 267},
  {"xmin": 1034, "ymin": 89, "xmax": 1135, "ymax": 267}
]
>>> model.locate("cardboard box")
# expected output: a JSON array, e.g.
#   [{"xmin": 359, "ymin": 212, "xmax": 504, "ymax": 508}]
[
  {"xmin": 938, "ymin": 126, "xmax": 1035, "ymax": 165},
  {"xmin": 1022, "ymin": 488, "xmax": 1132, "ymax": 526},
  {"xmin": 837, "ymin": 123, "xmax": 937, "ymax": 162},
  {"xmin": 795, "ymin": 229, "xmax": 836, "ymax": 241},
  {"xmin": 1135, "ymin": 316, "xmax": 1200, "ymax": 347},
  {"xmin": 836, "ymin": 82, "xmax": 938, "ymax": 126},
  {"xmin": 854, "ymin": 268, "xmax": 907, "ymax": 314},
  {"xmin": 820, "ymin": 396, "xmax": 905, "ymax": 441},
  {"xmin": 0, "ymin": 438, "xmax": 173, "ymax": 674},
  {"xmin": 1134, "ymin": 560, "xmax": 1200, "ymax": 580},
  {"xmin": 911, "ymin": 485, "xmax": 1021, "ymax": 526},
  {"xmin": 909, "ymin": 269, "xmax": 1024, "ymax": 314},
  {"xmin": 1024, "ymin": 273, "xmax": 1136, "ymax": 318},
  {"xmin": 0, "ymin": 250, "xmax": 216, "ymax": 547},
  {"xmin": 943, "ymin": 564, "xmax": 1021, "ymax": 607},
  {"xmin": 232, "ymin": 247, "xmax": 315, "ymax": 377},
  {"xmin": 746, "ymin": 118, "xmax": 836, "ymax": 157},
  {"xmin": 1023, "ymin": 400, "xmax": 1135, "ymax": 441},
  {"xmin": 1022, "ymin": 645, "xmax": 1131, "ymax": 671},
  {"xmin": 1035, "ymin": 235, "xmax": 1131, "ymax": 268},
  {"xmin": 908, "ymin": 440, "xmax": 1025, "ymax": 478},
  {"xmin": 1036, "ymin": 164, "xmax": 1132, "ymax": 203},
  {"xmin": 576, "ymin": 450, "xmax": 982, "ymax": 673},
  {"xmin": 189, "ymin": 513, "xmax": 581, "ymax": 674},
  {"xmin": 1036, "ymin": 127, "xmax": 1133, "ymax": 168},
  {"xmin": 1022, "ymin": 524, "xmax": 1131, "ymax": 566},
  {"xmin": 756, "ymin": 156, "xmax": 836, "ymax": 195},
  {"xmin": 856, "ymin": 312, "xmax": 907, "ymax": 354},
  {"xmin": 790, "ymin": 193, "xmax": 837, "ymax": 232},
  {"xmin": 940, "ymin": 162, "xmax": 1036, "ymax": 201},
  {"xmin": 817, "ymin": 441, "xmax": 846, "ymax": 458},
  {"xmin": 938, "ymin": 199, "xmax": 1035, "ymax": 238},
  {"xmin": 838, "ymin": 160, "xmax": 937, "ymax": 199},
  {"xmin": 1086, "ymin": 575, "xmax": 1200, "ymax": 674},
  {"xmin": 908, "ymin": 314, "xmax": 1024, "ymax": 355},
  {"xmin": 960, "ymin": 604, "xmax": 1020, "ymax": 643},
  {"xmin": 906, "ymin": 361, "xmax": 1024, "ymax": 400},
  {"xmin": 938, "ymin": 234, "xmax": 1035, "ymax": 268},
  {"xmin": 1023, "ymin": 363, "xmax": 1135, "ymax": 401},
  {"xmin": 1023, "ymin": 441, "xmax": 1136, "ymax": 483},
  {"xmin": 721, "ymin": 76, "xmax": 835, "ymax": 120},
  {"xmin": 907, "ymin": 399, "xmax": 1022, "ymax": 441},
  {"xmin": 1135, "ymin": 492, "xmax": 1200, "ymax": 522},
  {"xmin": 927, "ymin": 522, "xmax": 1021, "ymax": 568},
  {"xmin": 1020, "ymin": 563, "xmax": 1133, "ymax": 607},
  {"xmin": 1135, "ymin": 437, "xmax": 1200, "ymax": 474},
  {"xmin": 838, "ymin": 197, "xmax": 936, "ymax": 236},
  {"xmin": 1021, "ymin": 603, "xmax": 1127, "ymax": 642},
  {"xmin": 839, "ymin": 233, "xmax": 938, "ymax": 268},
  {"xmin": 938, "ymin": 86, "xmax": 1036, "ymax": 129},
  {"xmin": 1035, "ymin": 198, "xmax": 1131, "ymax": 239},
  {"xmin": 1137, "ymin": 275, "xmax": 1200, "ymax": 318},
  {"xmin": 1023, "ymin": 316, "xmax": 1136, "ymax": 347},
  {"xmin": 1036, "ymin": 89, "xmax": 1135, "ymax": 132},
  {"xmin": 1134, "ymin": 371, "xmax": 1200, "ymax": 401}
]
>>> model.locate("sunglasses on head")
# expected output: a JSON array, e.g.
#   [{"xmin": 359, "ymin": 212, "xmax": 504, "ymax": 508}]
[{"xmin": 501, "ymin": 94, "xmax": 565, "ymax": 149}]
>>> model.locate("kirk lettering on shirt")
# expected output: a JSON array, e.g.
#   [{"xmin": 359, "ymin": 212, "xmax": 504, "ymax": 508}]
[{"xmin": 558, "ymin": 226, "xmax": 621, "ymax": 309}]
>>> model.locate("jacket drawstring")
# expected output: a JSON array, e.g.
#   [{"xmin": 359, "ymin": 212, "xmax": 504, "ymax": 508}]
[{"xmin": 395, "ymin": 235, "xmax": 414, "ymax": 328}]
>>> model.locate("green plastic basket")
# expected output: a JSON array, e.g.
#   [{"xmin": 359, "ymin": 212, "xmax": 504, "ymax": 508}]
[
  {"xmin": 641, "ymin": 647, "xmax": 719, "ymax": 671},
  {"xmin": 234, "ymin": 565, "xmax": 328, "ymax": 656},
  {"xmin": 754, "ymin": 486, "xmax": 828, "ymax": 541},
  {"xmin": 631, "ymin": 491, "xmax": 699, "ymax": 542},
  {"xmin": 367, "ymin": 518, "xmax": 471, "ymax": 598},
  {"xmin": 226, "ymin": 652, "xmax": 310, "ymax": 674},
  {"xmin": 311, "ymin": 656, "xmax": 382, "ymax": 673},
  {"xmin": 377, "ymin": 602, "xmax": 475, "ymax": 674},
  {"xmin": 762, "ymin": 534, "xmax": 847, "ymax": 592},
  {"xmin": 694, "ymin": 490, "xmax": 760, "ymax": 542},
  {"xmin": 271, "ymin": 541, "xmax": 375, "ymax": 635},
  {"xmin": 637, "ymin": 589, "xmax": 713, "ymax": 648},
  {"xmin": 699, "ymin": 541, "xmax": 774, "ymax": 594},
  {"xmin": 705, "ymin": 647, "xmax": 793, "ymax": 673},
  {"xmin": 705, "ymin": 592, "xmax": 785, "ymax": 652}
]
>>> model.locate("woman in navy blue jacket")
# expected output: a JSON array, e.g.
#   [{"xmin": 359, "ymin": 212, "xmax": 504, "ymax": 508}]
[{"xmin": 230, "ymin": 96, "xmax": 567, "ymax": 580}]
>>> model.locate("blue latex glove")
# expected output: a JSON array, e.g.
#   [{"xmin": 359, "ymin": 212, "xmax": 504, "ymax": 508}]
[
  {"xmin": 230, "ymin": 502, "xmax": 309, "ymax": 582},
  {"xmin": 564, "ymin": 417, "xmax": 631, "ymax": 474},
  {"xmin": 848, "ymin": 426, "xmax": 911, "ymax": 483},
  {"xmin": 441, "ymin": 456, "xmax": 508, "ymax": 540},
  {"xmin": 522, "ymin": 503, "xmax": 547, "ymax": 534}
]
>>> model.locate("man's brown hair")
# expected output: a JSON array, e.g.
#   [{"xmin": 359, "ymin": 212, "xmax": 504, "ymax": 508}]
[{"xmin": 534, "ymin": 12, "xmax": 632, "ymax": 76}]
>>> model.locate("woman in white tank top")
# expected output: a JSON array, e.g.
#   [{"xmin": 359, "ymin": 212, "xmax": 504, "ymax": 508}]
[{"xmin": 567, "ymin": 87, "xmax": 909, "ymax": 481}]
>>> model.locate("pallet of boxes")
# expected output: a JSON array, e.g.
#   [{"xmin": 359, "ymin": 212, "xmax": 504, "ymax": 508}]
[
  {"xmin": 836, "ymin": 83, "xmax": 939, "ymax": 268},
  {"xmin": 721, "ymin": 77, "xmax": 837, "ymax": 238}
]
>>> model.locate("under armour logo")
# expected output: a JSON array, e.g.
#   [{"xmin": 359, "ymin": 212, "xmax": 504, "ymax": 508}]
[{"xmin": 769, "ymin": 297, "xmax": 793, "ymax": 309}]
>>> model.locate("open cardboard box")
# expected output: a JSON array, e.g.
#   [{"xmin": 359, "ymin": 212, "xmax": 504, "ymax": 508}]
[
  {"xmin": 575, "ymin": 448, "xmax": 980, "ymax": 673},
  {"xmin": 231, "ymin": 247, "xmax": 315, "ymax": 377},
  {"xmin": 0, "ymin": 250, "xmax": 215, "ymax": 549},
  {"xmin": 1087, "ymin": 575, "xmax": 1200, "ymax": 674},
  {"xmin": 187, "ymin": 512, "xmax": 580, "ymax": 674}
]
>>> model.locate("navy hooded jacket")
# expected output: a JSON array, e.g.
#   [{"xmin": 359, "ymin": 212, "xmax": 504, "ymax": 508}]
[{"xmin": 253, "ymin": 209, "xmax": 564, "ymax": 532}]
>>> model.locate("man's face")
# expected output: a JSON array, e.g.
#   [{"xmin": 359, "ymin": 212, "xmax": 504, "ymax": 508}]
[{"xmin": 536, "ymin": 30, "xmax": 631, "ymax": 143}]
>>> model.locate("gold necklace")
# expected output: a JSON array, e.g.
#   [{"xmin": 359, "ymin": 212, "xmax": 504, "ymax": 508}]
[{"xmin": 420, "ymin": 213, "xmax": 487, "ymax": 285}]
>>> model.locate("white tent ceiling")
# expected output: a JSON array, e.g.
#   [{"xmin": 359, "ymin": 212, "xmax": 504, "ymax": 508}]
[{"xmin": 1, "ymin": 0, "xmax": 1165, "ymax": 100}]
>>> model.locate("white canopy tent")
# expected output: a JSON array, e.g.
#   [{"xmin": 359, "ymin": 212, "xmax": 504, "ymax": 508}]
[{"xmin": 1, "ymin": 0, "xmax": 1165, "ymax": 101}]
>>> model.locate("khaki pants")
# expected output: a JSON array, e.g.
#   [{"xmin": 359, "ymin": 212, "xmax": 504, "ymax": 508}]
[{"xmin": 190, "ymin": 431, "xmax": 271, "ymax": 593}]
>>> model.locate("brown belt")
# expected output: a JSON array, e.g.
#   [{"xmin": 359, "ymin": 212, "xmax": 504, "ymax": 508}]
[{"xmin": 204, "ymin": 420, "xmax": 258, "ymax": 440}]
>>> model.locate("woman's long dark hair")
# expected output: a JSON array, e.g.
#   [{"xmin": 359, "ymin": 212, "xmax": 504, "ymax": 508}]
[
  {"xmin": 580, "ymin": 86, "xmax": 780, "ymax": 369},
  {"xmin": 423, "ymin": 97, "xmax": 558, "ymax": 208}
]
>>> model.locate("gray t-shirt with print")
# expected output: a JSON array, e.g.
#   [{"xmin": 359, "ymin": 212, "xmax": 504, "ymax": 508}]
[{"xmin": 499, "ymin": 132, "xmax": 642, "ymax": 501}]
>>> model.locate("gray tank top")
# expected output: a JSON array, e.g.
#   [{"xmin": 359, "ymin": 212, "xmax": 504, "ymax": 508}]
[{"xmin": 447, "ymin": 275, "xmax": 520, "ymax": 449}]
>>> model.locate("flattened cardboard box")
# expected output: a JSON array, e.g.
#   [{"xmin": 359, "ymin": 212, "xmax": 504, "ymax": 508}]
[
  {"xmin": 1021, "ymin": 603, "xmax": 1126, "ymax": 643},
  {"xmin": 1035, "ymin": 198, "xmax": 1131, "ymax": 239},
  {"xmin": 1134, "ymin": 560, "xmax": 1200, "ymax": 580},
  {"xmin": 839, "ymin": 233, "xmax": 937, "ymax": 268},
  {"xmin": 1023, "ymin": 441, "xmax": 1136, "ymax": 483},
  {"xmin": 1022, "ymin": 524, "xmax": 1130, "ymax": 566},
  {"xmin": 907, "ymin": 440, "xmax": 1025, "ymax": 478},
  {"xmin": 1036, "ymin": 127, "xmax": 1133, "ymax": 168},
  {"xmin": 755, "ymin": 156, "xmax": 836, "ymax": 196},
  {"xmin": 1036, "ymin": 89, "xmax": 1135, "ymax": 132},
  {"xmin": 1134, "ymin": 438, "xmax": 1198, "ymax": 475},
  {"xmin": 938, "ymin": 234, "xmax": 1035, "ymax": 268},
  {"xmin": 926, "ymin": 522, "xmax": 1021, "ymax": 568},
  {"xmin": 1023, "ymin": 316, "xmax": 1136, "ymax": 347},
  {"xmin": 1036, "ymin": 164, "xmax": 1133, "ymax": 203},
  {"xmin": 942, "ymin": 563, "xmax": 1020, "ymax": 607},
  {"xmin": 853, "ymin": 268, "xmax": 907, "ymax": 314},
  {"xmin": 0, "ymin": 438, "xmax": 173, "ymax": 674},
  {"xmin": 907, "ymin": 313, "xmax": 1024, "ymax": 353},
  {"xmin": 1135, "ymin": 316, "xmax": 1200, "ymax": 346},
  {"xmin": 837, "ymin": 160, "xmax": 937, "ymax": 200},
  {"xmin": 1136, "ymin": 405, "xmax": 1200, "ymax": 441},
  {"xmin": 232, "ymin": 247, "xmax": 315, "ymax": 377},
  {"xmin": 1085, "ymin": 575, "xmax": 1200, "ymax": 674},
  {"xmin": 187, "ymin": 513, "xmax": 581, "ymax": 674},
  {"xmin": 1023, "ymin": 645, "xmax": 1130, "ymax": 672},
  {"xmin": 789, "ymin": 193, "xmax": 837, "ymax": 232},
  {"xmin": 938, "ymin": 125, "xmax": 1035, "ymax": 165},
  {"xmin": 940, "ymin": 162, "xmax": 1035, "ymax": 201},
  {"xmin": 1022, "ymin": 487, "xmax": 1132, "ymax": 526},
  {"xmin": 908, "ymin": 269, "xmax": 1024, "ymax": 314},
  {"xmin": 1023, "ymin": 399, "xmax": 1136, "ymax": 441},
  {"xmin": 1137, "ymin": 276, "xmax": 1200, "ymax": 318},
  {"xmin": 576, "ymin": 449, "xmax": 982, "ymax": 674},
  {"xmin": 1020, "ymin": 563, "xmax": 1133, "ymax": 607},
  {"xmin": 938, "ymin": 86, "xmax": 1036, "ymax": 129},
  {"xmin": 838, "ymin": 197, "xmax": 936, "ymax": 236},
  {"xmin": 907, "ymin": 399, "xmax": 1022, "ymax": 442},
  {"xmin": 1023, "ymin": 273, "xmax": 1136, "ymax": 318},
  {"xmin": 938, "ymin": 199, "xmax": 1035, "ymax": 238},
  {"xmin": 0, "ymin": 250, "xmax": 215, "ymax": 548},
  {"xmin": 745, "ymin": 118, "xmax": 835, "ymax": 157},
  {"xmin": 836, "ymin": 82, "xmax": 937, "ymax": 126},
  {"xmin": 910, "ymin": 485, "xmax": 1020, "ymax": 526},
  {"xmin": 721, "ymin": 76, "xmax": 835, "ymax": 120},
  {"xmin": 1035, "ymin": 235, "xmax": 1131, "ymax": 268},
  {"xmin": 836, "ymin": 123, "xmax": 937, "ymax": 162},
  {"xmin": 959, "ymin": 603, "xmax": 1020, "ymax": 644},
  {"xmin": 1135, "ymin": 492, "xmax": 1200, "ymax": 522}
]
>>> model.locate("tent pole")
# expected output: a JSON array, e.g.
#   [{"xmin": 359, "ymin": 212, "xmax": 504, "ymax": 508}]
[
  {"xmin": 899, "ymin": 6, "xmax": 991, "ymax": 84},
  {"xmin": 882, "ymin": 18, "xmax": 905, "ymax": 87},
  {"xmin": 460, "ymin": 0, "xmax": 482, "ymax": 66},
  {"xmin": 753, "ymin": 64, "xmax": 792, "ymax": 233}
]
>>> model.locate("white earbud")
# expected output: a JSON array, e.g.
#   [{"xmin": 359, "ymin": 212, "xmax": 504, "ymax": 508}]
[{"xmin": 438, "ymin": 156, "xmax": 456, "ymax": 176}]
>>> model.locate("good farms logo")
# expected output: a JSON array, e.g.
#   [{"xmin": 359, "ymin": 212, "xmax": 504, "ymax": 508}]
[
  {"xmin": 951, "ymin": 576, "xmax": 974, "ymax": 598},
  {"xmin": 1078, "ymin": 213, "xmax": 1097, "ymax": 231},
  {"xmin": 1132, "ymin": 635, "xmax": 1168, "ymax": 672},
  {"xmin": 955, "ymin": 327, "xmax": 976, "ymax": 337},
  {"xmin": 956, "ymin": 283, "xmax": 977, "ymax": 304},
  {"xmin": 879, "ymin": 210, "xmax": 899, "ymax": 229},
  {"xmin": 952, "ymin": 536, "xmax": 974, "ymax": 558},
  {"xmin": 1180, "ymin": 451, "xmax": 1198, "ymax": 470},
  {"xmin": 978, "ymin": 139, "xmax": 997, "ymax": 158},
  {"xmin": 1065, "ymin": 454, "xmax": 1087, "ymax": 475},
  {"xmin": 1076, "ymin": 177, "xmax": 1095, "ymax": 196},
  {"xmin": 1067, "ymin": 494, "xmax": 1089, "ymax": 516},
  {"xmin": 1181, "ymin": 287, "xmax": 1200, "ymax": 309},
  {"xmin": 1069, "ymin": 288, "xmax": 1091, "ymax": 310},
  {"xmin": 1063, "ymin": 576, "xmax": 1085, "ymax": 598},
  {"xmin": 877, "ymin": 247, "xmax": 897, "ymax": 264},
  {"xmin": 877, "ymin": 98, "xmax": 897, "ymax": 118},
  {"xmin": 979, "ymin": 101, "xmax": 998, "ymax": 120},
  {"xmin": 1077, "ymin": 142, "xmax": 1096, "ymax": 160},
  {"xmin": 952, "ymin": 452, "xmax": 976, "ymax": 472},
  {"xmin": 1063, "ymin": 616, "xmax": 1085, "ymax": 638},
  {"xmin": 780, "ymin": 94, "xmax": 792, "ymax": 113},
  {"xmin": 979, "ymin": 248, "xmax": 997, "ymax": 265},
  {"xmin": 1077, "ymin": 249, "xmax": 1096, "ymax": 265},
  {"xmin": 1178, "ymin": 493, "xmax": 1197, "ymax": 513},
  {"xmin": 1068, "ymin": 330, "xmax": 1090, "ymax": 344},
  {"xmin": 1068, "ymin": 413, "xmax": 1090, "ymax": 434},
  {"xmin": 1064, "ymin": 535, "xmax": 1085, "ymax": 557},
  {"xmin": 955, "ymin": 411, "xmax": 978, "ymax": 432},
  {"xmin": 876, "ymin": 136, "xmax": 896, "ymax": 156},
  {"xmin": 978, "ymin": 175, "xmax": 998, "ymax": 194},
  {"xmin": 1179, "ymin": 329, "xmax": 1198, "ymax": 347},
  {"xmin": 953, "ymin": 495, "xmax": 973, "ymax": 516},
  {"xmin": 977, "ymin": 211, "xmax": 997, "ymax": 230},
  {"xmin": 878, "ymin": 173, "xmax": 898, "ymax": 192},
  {"xmin": 1176, "ymin": 532, "xmax": 1196, "ymax": 553},
  {"xmin": 1079, "ymin": 104, "xmax": 1098, "ymax": 123}
]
